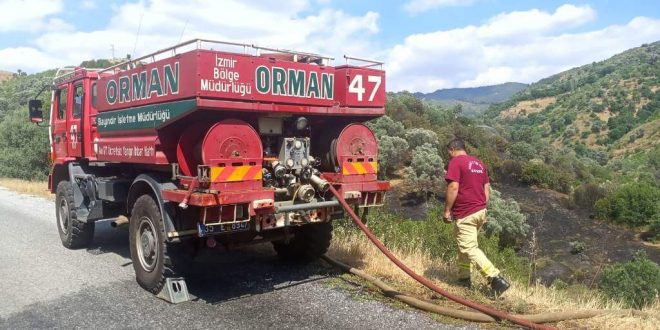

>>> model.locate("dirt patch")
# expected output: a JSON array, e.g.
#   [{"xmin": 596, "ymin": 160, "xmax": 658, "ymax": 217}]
[
  {"xmin": 499, "ymin": 97, "xmax": 556, "ymax": 119},
  {"xmin": 497, "ymin": 184, "xmax": 659, "ymax": 286},
  {"xmin": 0, "ymin": 70, "xmax": 12, "ymax": 83},
  {"xmin": 596, "ymin": 109, "xmax": 612, "ymax": 122}
]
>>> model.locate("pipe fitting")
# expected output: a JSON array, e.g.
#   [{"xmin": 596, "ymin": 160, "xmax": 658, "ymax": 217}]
[
  {"xmin": 296, "ymin": 184, "xmax": 316, "ymax": 202},
  {"xmin": 310, "ymin": 174, "xmax": 330, "ymax": 192}
]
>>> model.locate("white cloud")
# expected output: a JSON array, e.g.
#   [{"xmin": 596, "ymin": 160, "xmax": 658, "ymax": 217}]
[
  {"xmin": 0, "ymin": 47, "xmax": 68, "ymax": 72},
  {"xmin": 387, "ymin": 5, "xmax": 660, "ymax": 92},
  {"xmin": 3, "ymin": 0, "xmax": 379, "ymax": 72},
  {"xmin": 80, "ymin": 0, "xmax": 96, "ymax": 9},
  {"xmin": 404, "ymin": 0, "xmax": 475, "ymax": 15},
  {"xmin": 0, "ymin": 0, "xmax": 63, "ymax": 32}
]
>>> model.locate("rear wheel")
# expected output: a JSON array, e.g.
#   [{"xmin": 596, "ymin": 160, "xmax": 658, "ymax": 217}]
[
  {"xmin": 56, "ymin": 181, "xmax": 94, "ymax": 249},
  {"xmin": 272, "ymin": 222, "xmax": 333, "ymax": 262},
  {"xmin": 129, "ymin": 194, "xmax": 190, "ymax": 293}
]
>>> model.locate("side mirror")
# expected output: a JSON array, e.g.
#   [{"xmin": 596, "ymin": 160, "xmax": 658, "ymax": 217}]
[{"xmin": 28, "ymin": 99, "xmax": 43, "ymax": 123}]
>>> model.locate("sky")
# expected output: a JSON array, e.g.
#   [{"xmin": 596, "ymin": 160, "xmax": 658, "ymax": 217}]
[{"xmin": 0, "ymin": 0, "xmax": 658, "ymax": 92}]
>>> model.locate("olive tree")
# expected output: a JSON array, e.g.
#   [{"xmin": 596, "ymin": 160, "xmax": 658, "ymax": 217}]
[
  {"xmin": 378, "ymin": 135, "xmax": 409, "ymax": 177},
  {"xmin": 484, "ymin": 189, "xmax": 529, "ymax": 247},
  {"xmin": 404, "ymin": 143, "xmax": 445, "ymax": 200},
  {"xmin": 405, "ymin": 128, "xmax": 440, "ymax": 152},
  {"xmin": 367, "ymin": 115, "xmax": 405, "ymax": 139}
]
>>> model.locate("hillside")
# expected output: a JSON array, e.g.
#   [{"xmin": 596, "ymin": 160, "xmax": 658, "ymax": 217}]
[
  {"xmin": 415, "ymin": 82, "xmax": 527, "ymax": 103},
  {"xmin": 0, "ymin": 70, "xmax": 13, "ymax": 83},
  {"xmin": 414, "ymin": 82, "xmax": 527, "ymax": 116},
  {"xmin": 488, "ymin": 41, "xmax": 659, "ymax": 162}
]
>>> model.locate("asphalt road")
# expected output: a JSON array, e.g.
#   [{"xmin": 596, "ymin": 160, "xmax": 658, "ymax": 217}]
[{"xmin": 0, "ymin": 187, "xmax": 468, "ymax": 329}]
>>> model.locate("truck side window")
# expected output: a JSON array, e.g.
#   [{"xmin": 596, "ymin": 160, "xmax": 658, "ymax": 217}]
[
  {"xmin": 73, "ymin": 85, "xmax": 83, "ymax": 119},
  {"xmin": 92, "ymin": 83, "xmax": 97, "ymax": 108},
  {"xmin": 57, "ymin": 88, "xmax": 68, "ymax": 120}
]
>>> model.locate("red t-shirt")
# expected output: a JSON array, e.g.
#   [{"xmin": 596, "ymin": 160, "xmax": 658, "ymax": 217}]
[{"xmin": 445, "ymin": 154, "xmax": 489, "ymax": 219}]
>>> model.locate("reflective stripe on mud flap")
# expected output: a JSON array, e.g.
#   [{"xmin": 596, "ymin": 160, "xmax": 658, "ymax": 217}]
[
  {"xmin": 342, "ymin": 161, "xmax": 378, "ymax": 175},
  {"xmin": 210, "ymin": 165, "xmax": 262, "ymax": 182}
]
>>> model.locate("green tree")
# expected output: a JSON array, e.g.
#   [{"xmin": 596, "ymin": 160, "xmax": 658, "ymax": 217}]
[
  {"xmin": 404, "ymin": 143, "xmax": 445, "ymax": 199},
  {"xmin": 404, "ymin": 128, "xmax": 440, "ymax": 151},
  {"xmin": 0, "ymin": 109, "xmax": 50, "ymax": 179},
  {"xmin": 378, "ymin": 135, "xmax": 409, "ymax": 177},
  {"xmin": 367, "ymin": 115, "xmax": 405, "ymax": 139},
  {"xmin": 507, "ymin": 141, "xmax": 536, "ymax": 161}
]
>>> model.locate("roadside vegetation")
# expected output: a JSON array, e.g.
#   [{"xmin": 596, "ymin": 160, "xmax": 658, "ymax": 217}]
[
  {"xmin": 328, "ymin": 207, "xmax": 660, "ymax": 329},
  {"xmin": 0, "ymin": 43, "xmax": 658, "ymax": 328}
]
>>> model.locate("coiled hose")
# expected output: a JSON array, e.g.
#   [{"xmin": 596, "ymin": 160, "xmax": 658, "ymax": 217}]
[{"xmin": 325, "ymin": 183, "xmax": 552, "ymax": 329}]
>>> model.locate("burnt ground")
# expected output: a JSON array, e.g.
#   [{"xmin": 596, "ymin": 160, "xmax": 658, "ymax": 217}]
[
  {"xmin": 497, "ymin": 184, "xmax": 660, "ymax": 285},
  {"xmin": 386, "ymin": 182, "xmax": 659, "ymax": 286}
]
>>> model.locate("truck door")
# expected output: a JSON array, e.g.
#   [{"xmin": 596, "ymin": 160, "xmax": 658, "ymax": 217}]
[
  {"xmin": 68, "ymin": 82, "xmax": 84, "ymax": 157},
  {"xmin": 51, "ymin": 86, "xmax": 69, "ymax": 161}
]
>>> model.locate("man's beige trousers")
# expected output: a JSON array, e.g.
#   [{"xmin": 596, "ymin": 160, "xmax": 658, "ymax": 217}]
[{"xmin": 454, "ymin": 209, "xmax": 500, "ymax": 279}]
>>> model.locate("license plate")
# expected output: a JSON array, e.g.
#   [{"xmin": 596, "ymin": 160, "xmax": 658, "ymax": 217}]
[{"xmin": 206, "ymin": 221, "xmax": 250, "ymax": 233}]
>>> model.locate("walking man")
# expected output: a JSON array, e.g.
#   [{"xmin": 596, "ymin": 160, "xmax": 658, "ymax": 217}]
[{"xmin": 443, "ymin": 138, "xmax": 510, "ymax": 295}]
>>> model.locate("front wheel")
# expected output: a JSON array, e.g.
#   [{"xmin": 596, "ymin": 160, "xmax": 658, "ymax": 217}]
[
  {"xmin": 129, "ymin": 194, "xmax": 189, "ymax": 293},
  {"xmin": 56, "ymin": 181, "xmax": 94, "ymax": 249}
]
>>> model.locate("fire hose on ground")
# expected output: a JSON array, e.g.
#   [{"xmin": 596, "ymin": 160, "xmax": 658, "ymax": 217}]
[
  {"xmin": 323, "ymin": 184, "xmax": 647, "ymax": 328},
  {"xmin": 321, "ymin": 256, "xmax": 646, "ymax": 324}
]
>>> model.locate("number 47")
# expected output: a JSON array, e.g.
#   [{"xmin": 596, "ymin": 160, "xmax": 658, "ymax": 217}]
[{"xmin": 348, "ymin": 74, "xmax": 382, "ymax": 102}]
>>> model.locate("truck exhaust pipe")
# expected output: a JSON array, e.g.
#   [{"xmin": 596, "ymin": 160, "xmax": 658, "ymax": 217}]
[{"xmin": 111, "ymin": 216, "xmax": 129, "ymax": 228}]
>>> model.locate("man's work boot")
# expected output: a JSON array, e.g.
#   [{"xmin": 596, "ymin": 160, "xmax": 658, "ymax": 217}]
[
  {"xmin": 489, "ymin": 275, "xmax": 510, "ymax": 296},
  {"xmin": 457, "ymin": 278, "xmax": 471, "ymax": 288}
]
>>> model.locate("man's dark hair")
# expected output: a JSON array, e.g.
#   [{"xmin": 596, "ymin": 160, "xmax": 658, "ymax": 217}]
[{"xmin": 446, "ymin": 138, "xmax": 465, "ymax": 151}]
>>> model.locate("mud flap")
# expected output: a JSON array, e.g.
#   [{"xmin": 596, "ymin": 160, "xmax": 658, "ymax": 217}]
[{"xmin": 68, "ymin": 162, "xmax": 93, "ymax": 222}]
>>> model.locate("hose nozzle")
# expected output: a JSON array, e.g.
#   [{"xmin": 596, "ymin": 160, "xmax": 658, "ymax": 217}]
[{"xmin": 310, "ymin": 174, "xmax": 330, "ymax": 192}]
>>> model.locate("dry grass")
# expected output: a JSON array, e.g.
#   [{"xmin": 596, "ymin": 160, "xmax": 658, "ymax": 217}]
[
  {"xmin": 612, "ymin": 119, "xmax": 660, "ymax": 157},
  {"xmin": 499, "ymin": 97, "xmax": 556, "ymax": 119},
  {"xmin": 328, "ymin": 229, "xmax": 660, "ymax": 329},
  {"xmin": 0, "ymin": 70, "xmax": 12, "ymax": 83},
  {"xmin": 0, "ymin": 178, "xmax": 51, "ymax": 200}
]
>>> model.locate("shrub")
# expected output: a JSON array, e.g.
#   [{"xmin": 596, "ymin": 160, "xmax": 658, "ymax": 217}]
[
  {"xmin": 507, "ymin": 142, "xmax": 536, "ymax": 161},
  {"xmin": 647, "ymin": 219, "xmax": 660, "ymax": 243},
  {"xmin": 0, "ymin": 109, "xmax": 50, "ymax": 180},
  {"xmin": 404, "ymin": 128, "xmax": 440, "ymax": 152},
  {"xmin": 484, "ymin": 189, "xmax": 529, "ymax": 248},
  {"xmin": 599, "ymin": 251, "xmax": 660, "ymax": 309},
  {"xmin": 570, "ymin": 241, "xmax": 586, "ymax": 254},
  {"xmin": 594, "ymin": 181, "xmax": 660, "ymax": 226},
  {"xmin": 649, "ymin": 145, "xmax": 660, "ymax": 171},
  {"xmin": 496, "ymin": 159, "xmax": 524, "ymax": 184},
  {"xmin": 377, "ymin": 135, "xmax": 409, "ymax": 176},
  {"xmin": 520, "ymin": 162, "xmax": 572, "ymax": 193},
  {"xmin": 403, "ymin": 143, "xmax": 445, "ymax": 199},
  {"xmin": 367, "ymin": 115, "xmax": 405, "ymax": 139},
  {"xmin": 572, "ymin": 183, "xmax": 608, "ymax": 212}
]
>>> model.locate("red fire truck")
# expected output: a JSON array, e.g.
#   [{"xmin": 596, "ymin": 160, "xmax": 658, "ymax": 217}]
[{"xmin": 28, "ymin": 39, "xmax": 388, "ymax": 294}]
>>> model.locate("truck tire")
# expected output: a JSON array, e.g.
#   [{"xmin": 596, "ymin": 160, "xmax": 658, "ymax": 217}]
[
  {"xmin": 272, "ymin": 222, "xmax": 333, "ymax": 262},
  {"xmin": 56, "ymin": 181, "xmax": 94, "ymax": 249},
  {"xmin": 129, "ymin": 194, "xmax": 190, "ymax": 294}
]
